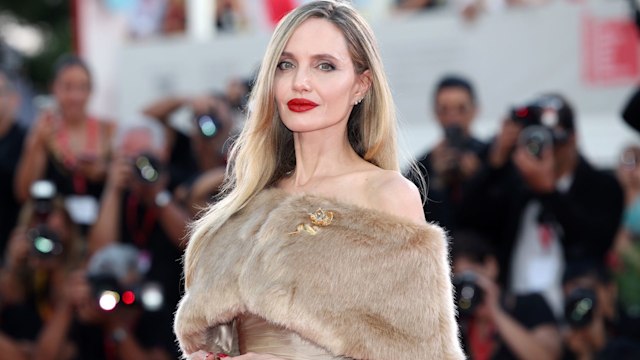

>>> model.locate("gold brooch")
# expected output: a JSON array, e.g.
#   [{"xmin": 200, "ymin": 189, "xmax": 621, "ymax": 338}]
[
  {"xmin": 289, "ymin": 208, "xmax": 334, "ymax": 235},
  {"xmin": 309, "ymin": 208, "xmax": 334, "ymax": 227}
]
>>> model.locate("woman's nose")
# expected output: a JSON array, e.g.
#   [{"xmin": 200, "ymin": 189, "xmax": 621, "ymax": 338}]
[{"xmin": 292, "ymin": 67, "xmax": 311, "ymax": 93}]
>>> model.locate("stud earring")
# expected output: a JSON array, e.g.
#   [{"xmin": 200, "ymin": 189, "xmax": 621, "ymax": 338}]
[{"xmin": 354, "ymin": 98, "xmax": 362, "ymax": 106}]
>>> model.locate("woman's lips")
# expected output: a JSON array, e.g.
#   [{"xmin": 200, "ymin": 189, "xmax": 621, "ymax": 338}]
[{"xmin": 287, "ymin": 98, "xmax": 318, "ymax": 112}]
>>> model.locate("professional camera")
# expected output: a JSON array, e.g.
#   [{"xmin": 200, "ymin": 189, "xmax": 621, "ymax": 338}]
[
  {"xmin": 510, "ymin": 95, "xmax": 571, "ymax": 147},
  {"xmin": 195, "ymin": 111, "xmax": 223, "ymax": 138},
  {"xmin": 453, "ymin": 271, "xmax": 484, "ymax": 318},
  {"xmin": 87, "ymin": 244, "xmax": 164, "ymax": 312},
  {"xmin": 133, "ymin": 153, "xmax": 162, "ymax": 183},
  {"xmin": 564, "ymin": 287, "xmax": 598, "ymax": 328}
]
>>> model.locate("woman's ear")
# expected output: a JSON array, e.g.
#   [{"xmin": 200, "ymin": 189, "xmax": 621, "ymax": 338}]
[{"xmin": 355, "ymin": 69, "xmax": 372, "ymax": 100}]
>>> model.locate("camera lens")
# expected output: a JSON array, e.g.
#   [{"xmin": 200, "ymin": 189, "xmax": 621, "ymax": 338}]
[
  {"xmin": 134, "ymin": 154, "xmax": 160, "ymax": 183},
  {"xmin": 196, "ymin": 114, "xmax": 220, "ymax": 138},
  {"xmin": 564, "ymin": 288, "xmax": 597, "ymax": 328},
  {"xmin": 29, "ymin": 225, "xmax": 63, "ymax": 257},
  {"xmin": 519, "ymin": 125, "xmax": 552, "ymax": 159},
  {"xmin": 453, "ymin": 272, "xmax": 484, "ymax": 318}
]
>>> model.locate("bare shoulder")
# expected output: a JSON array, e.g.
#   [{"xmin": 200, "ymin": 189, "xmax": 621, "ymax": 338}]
[{"xmin": 363, "ymin": 169, "xmax": 426, "ymax": 226}]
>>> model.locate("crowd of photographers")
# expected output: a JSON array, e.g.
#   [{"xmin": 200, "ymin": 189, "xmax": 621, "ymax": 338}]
[
  {"xmin": 0, "ymin": 55, "xmax": 248, "ymax": 359},
  {"xmin": 2, "ymin": 51, "xmax": 640, "ymax": 359},
  {"xmin": 410, "ymin": 74, "xmax": 640, "ymax": 359}
]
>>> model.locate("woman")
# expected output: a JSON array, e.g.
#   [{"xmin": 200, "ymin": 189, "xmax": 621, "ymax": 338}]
[
  {"xmin": 15, "ymin": 55, "xmax": 114, "ymax": 222},
  {"xmin": 174, "ymin": 1, "xmax": 464, "ymax": 359}
]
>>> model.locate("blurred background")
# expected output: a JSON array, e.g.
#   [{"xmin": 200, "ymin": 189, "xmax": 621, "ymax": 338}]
[{"xmin": 1, "ymin": 0, "xmax": 638, "ymax": 165}]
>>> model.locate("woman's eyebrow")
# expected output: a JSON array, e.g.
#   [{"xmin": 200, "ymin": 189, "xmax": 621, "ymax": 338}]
[{"xmin": 280, "ymin": 51, "xmax": 343, "ymax": 63}]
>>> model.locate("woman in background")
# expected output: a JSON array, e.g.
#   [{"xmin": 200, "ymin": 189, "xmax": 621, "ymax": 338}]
[{"xmin": 15, "ymin": 55, "xmax": 115, "ymax": 225}]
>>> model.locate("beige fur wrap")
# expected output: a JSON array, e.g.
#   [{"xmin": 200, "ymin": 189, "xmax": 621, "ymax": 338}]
[{"xmin": 174, "ymin": 188, "xmax": 465, "ymax": 359}]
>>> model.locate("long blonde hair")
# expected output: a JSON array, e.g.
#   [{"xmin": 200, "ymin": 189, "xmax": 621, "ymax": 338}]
[{"xmin": 184, "ymin": 0, "xmax": 399, "ymax": 287}]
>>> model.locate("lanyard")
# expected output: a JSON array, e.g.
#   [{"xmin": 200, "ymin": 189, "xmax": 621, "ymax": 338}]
[
  {"xmin": 126, "ymin": 194, "xmax": 158, "ymax": 248},
  {"xmin": 468, "ymin": 318, "xmax": 496, "ymax": 360},
  {"xmin": 55, "ymin": 118, "xmax": 100, "ymax": 194}
]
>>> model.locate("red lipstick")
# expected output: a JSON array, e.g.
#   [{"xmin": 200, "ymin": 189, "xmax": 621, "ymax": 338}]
[{"xmin": 287, "ymin": 98, "xmax": 318, "ymax": 112}]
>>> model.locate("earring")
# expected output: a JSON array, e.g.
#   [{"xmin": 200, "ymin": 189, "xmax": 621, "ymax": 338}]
[{"xmin": 354, "ymin": 98, "xmax": 362, "ymax": 106}]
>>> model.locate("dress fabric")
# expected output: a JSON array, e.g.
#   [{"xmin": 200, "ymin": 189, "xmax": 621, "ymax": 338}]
[{"xmin": 237, "ymin": 314, "xmax": 350, "ymax": 360}]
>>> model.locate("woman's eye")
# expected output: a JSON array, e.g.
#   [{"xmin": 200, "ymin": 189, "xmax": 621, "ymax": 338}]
[
  {"xmin": 318, "ymin": 63, "xmax": 335, "ymax": 71},
  {"xmin": 277, "ymin": 61, "xmax": 294, "ymax": 70}
]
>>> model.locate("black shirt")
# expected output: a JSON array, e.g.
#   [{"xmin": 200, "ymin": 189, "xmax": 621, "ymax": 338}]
[
  {"xmin": 460, "ymin": 293, "xmax": 557, "ymax": 360},
  {"xmin": 0, "ymin": 122, "xmax": 26, "ymax": 255},
  {"xmin": 411, "ymin": 137, "xmax": 488, "ymax": 233},
  {"xmin": 68, "ymin": 309, "xmax": 178, "ymax": 359}
]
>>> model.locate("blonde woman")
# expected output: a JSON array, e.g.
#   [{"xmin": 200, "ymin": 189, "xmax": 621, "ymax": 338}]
[{"xmin": 174, "ymin": 1, "xmax": 464, "ymax": 359}]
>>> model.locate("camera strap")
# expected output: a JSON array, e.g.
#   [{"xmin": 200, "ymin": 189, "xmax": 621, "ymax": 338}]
[
  {"xmin": 56, "ymin": 117, "xmax": 100, "ymax": 194},
  {"xmin": 126, "ymin": 194, "xmax": 159, "ymax": 248}
]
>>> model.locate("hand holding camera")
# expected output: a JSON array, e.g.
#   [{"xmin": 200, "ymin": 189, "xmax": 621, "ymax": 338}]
[
  {"xmin": 433, "ymin": 124, "xmax": 480, "ymax": 184},
  {"xmin": 513, "ymin": 142, "xmax": 555, "ymax": 193},
  {"xmin": 453, "ymin": 270, "xmax": 501, "ymax": 319}
]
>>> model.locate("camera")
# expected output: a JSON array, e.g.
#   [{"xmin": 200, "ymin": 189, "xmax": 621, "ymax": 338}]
[
  {"xmin": 195, "ymin": 111, "xmax": 223, "ymax": 138},
  {"xmin": 28, "ymin": 225, "xmax": 63, "ymax": 258},
  {"xmin": 510, "ymin": 105, "xmax": 545, "ymax": 128},
  {"xmin": 510, "ymin": 95, "xmax": 571, "ymax": 147},
  {"xmin": 444, "ymin": 124, "xmax": 468, "ymax": 151},
  {"xmin": 518, "ymin": 125, "xmax": 553, "ymax": 159},
  {"xmin": 452, "ymin": 271, "xmax": 484, "ymax": 318},
  {"xmin": 564, "ymin": 287, "xmax": 598, "ymax": 328},
  {"xmin": 133, "ymin": 153, "xmax": 162, "ymax": 183},
  {"xmin": 87, "ymin": 244, "xmax": 164, "ymax": 312}
]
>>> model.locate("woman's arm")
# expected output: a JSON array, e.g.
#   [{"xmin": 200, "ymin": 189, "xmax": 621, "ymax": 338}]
[{"xmin": 14, "ymin": 113, "xmax": 53, "ymax": 202}]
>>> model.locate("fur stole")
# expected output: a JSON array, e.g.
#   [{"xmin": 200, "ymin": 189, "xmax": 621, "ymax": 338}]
[{"xmin": 174, "ymin": 188, "xmax": 465, "ymax": 359}]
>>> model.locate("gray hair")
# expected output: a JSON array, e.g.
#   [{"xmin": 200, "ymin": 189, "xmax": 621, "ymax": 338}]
[{"xmin": 113, "ymin": 115, "xmax": 167, "ymax": 154}]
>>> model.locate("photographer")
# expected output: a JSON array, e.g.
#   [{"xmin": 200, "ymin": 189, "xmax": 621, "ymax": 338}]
[
  {"xmin": 88, "ymin": 121, "xmax": 189, "ymax": 322},
  {"xmin": 34, "ymin": 244, "xmax": 175, "ymax": 360},
  {"xmin": 452, "ymin": 231, "xmax": 562, "ymax": 360},
  {"xmin": 0, "ymin": 181, "xmax": 84, "ymax": 359},
  {"xmin": 410, "ymin": 75, "xmax": 488, "ymax": 233},
  {"xmin": 464, "ymin": 93, "xmax": 624, "ymax": 315},
  {"xmin": 142, "ymin": 93, "xmax": 233, "ymax": 184},
  {"xmin": 142, "ymin": 92, "xmax": 236, "ymax": 215},
  {"xmin": 561, "ymin": 263, "xmax": 640, "ymax": 360}
]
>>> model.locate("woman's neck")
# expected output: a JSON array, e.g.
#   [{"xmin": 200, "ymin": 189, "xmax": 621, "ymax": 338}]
[
  {"xmin": 288, "ymin": 131, "xmax": 361, "ymax": 189},
  {"xmin": 61, "ymin": 111, "xmax": 87, "ymax": 130}
]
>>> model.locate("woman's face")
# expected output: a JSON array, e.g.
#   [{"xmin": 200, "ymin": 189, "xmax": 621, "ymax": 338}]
[
  {"xmin": 53, "ymin": 65, "xmax": 91, "ymax": 120},
  {"xmin": 274, "ymin": 17, "xmax": 369, "ymax": 134}
]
